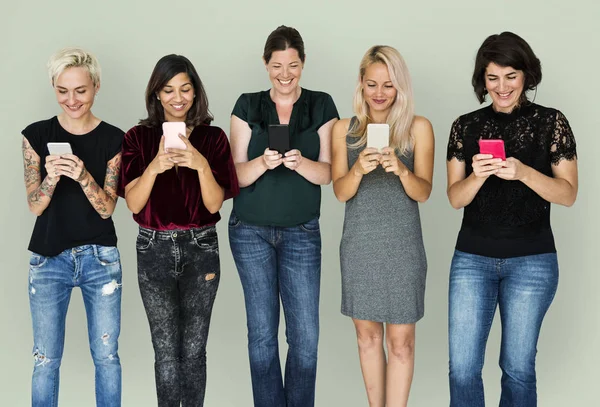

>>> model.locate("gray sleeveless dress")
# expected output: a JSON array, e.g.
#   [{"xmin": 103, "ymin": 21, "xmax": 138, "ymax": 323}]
[{"xmin": 340, "ymin": 123, "xmax": 427, "ymax": 324}]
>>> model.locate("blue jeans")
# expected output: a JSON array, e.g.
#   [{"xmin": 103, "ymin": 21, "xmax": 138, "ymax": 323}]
[
  {"xmin": 228, "ymin": 212, "xmax": 321, "ymax": 407},
  {"xmin": 29, "ymin": 245, "xmax": 122, "ymax": 407},
  {"xmin": 448, "ymin": 250, "xmax": 558, "ymax": 407}
]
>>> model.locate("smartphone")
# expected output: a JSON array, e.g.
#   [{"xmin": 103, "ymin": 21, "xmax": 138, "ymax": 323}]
[
  {"xmin": 162, "ymin": 122, "xmax": 187, "ymax": 151},
  {"xmin": 47, "ymin": 142, "xmax": 73, "ymax": 155},
  {"xmin": 478, "ymin": 139, "xmax": 506, "ymax": 160},
  {"xmin": 268, "ymin": 124, "xmax": 290, "ymax": 154},
  {"xmin": 367, "ymin": 123, "xmax": 389, "ymax": 151}
]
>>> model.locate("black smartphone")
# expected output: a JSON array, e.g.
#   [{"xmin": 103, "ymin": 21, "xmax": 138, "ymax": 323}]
[{"xmin": 268, "ymin": 124, "xmax": 290, "ymax": 154}]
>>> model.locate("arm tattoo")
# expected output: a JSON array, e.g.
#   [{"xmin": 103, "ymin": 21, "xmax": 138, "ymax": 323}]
[
  {"xmin": 79, "ymin": 152, "xmax": 122, "ymax": 219},
  {"xmin": 28, "ymin": 177, "xmax": 58, "ymax": 205},
  {"xmin": 22, "ymin": 138, "xmax": 41, "ymax": 189},
  {"xmin": 103, "ymin": 153, "xmax": 121, "ymax": 202},
  {"xmin": 81, "ymin": 177, "xmax": 110, "ymax": 217}
]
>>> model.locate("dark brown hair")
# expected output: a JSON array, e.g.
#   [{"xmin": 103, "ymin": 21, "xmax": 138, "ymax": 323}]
[
  {"xmin": 472, "ymin": 32, "xmax": 542, "ymax": 104},
  {"xmin": 140, "ymin": 54, "xmax": 213, "ymax": 127},
  {"xmin": 263, "ymin": 25, "xmax": 305, "ymax": 64}
]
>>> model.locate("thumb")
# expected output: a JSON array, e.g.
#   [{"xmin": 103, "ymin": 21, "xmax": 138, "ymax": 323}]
[{"xmin": 179, "ymin": 133, "xmax": 192, "ymax": 147}]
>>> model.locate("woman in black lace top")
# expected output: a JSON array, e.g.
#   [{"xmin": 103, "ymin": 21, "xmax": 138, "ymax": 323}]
[{"xmin": 446, "ymin": 32, "xmax": 578, "ymax": 407}]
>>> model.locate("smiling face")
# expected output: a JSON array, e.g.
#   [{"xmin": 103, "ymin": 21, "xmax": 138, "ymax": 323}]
[
  {"xmin": 158, "ymin": 72, "xmax": 195, "ymax": 122},
  {"xmin": 265, "ymin": 48, "xmax": 303, "ymax": 97},
  {"xmin": 362, "ymin": 62, "xmax": 397, "ymax": 119},
  {"xmin": 54, "ymin": 66, "xmax": 98, "ymax": 120},
  {"xmin": 485, "ymin": 62, "xmax": 525, "ymax": 113}
]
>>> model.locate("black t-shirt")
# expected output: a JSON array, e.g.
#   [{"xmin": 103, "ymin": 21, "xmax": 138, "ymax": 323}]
[
  {"xmin": 446, "ymin": 103, "xmax": 577, "ymax": 258},
  {"xmin": 22, "ymin": 117, "xmax": 124, "ymax": 256}
]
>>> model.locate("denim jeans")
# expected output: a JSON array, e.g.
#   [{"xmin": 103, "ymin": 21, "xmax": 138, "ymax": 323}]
[
  {"xmin": 29, "ymin": 245, "xmax": 122, "ymax": 407},
  {"xmin": 448, "ymin": 250, "xmax": 559, "ymax": 407},
  {"xmin": 136, "ymin": 226, "xmax": 220, "ymax": 407},
  {"xmin": 228, "ymin": 212, "xmax": 321, "ymax": 407}
]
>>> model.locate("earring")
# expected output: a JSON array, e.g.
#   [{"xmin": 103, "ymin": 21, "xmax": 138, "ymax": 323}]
[{"xmin": 157, "ymin": 96, "xmax": 160, "ymax": 100}]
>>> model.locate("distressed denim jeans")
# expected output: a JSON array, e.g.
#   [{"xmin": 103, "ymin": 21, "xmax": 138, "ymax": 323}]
[
  {"xmin": 29, "ymin": 245, "xmax": 122, "ymax": 407},
  {"xmin": 136, "ymin": 226, "xmax": 220, "ymax": 407},
  {"xmin": 448, "ymin": 250, "xmax": 559, "ymax": 407},
  {"xmin": 228, "ymin": 212, "xmax": 321, "ymax": 407}
]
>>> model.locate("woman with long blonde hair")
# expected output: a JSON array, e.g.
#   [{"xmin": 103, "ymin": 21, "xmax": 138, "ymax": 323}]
[{"xmin": 331, "ymin": 45, "xmax": 434, "ymax": 407}]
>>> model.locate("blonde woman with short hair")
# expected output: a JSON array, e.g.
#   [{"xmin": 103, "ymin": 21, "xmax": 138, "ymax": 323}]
[
  {"xmin": 22, "ymin": 47, "xmax": 124, "ymax": 407},
  {"xmin": 331, "ymin": 45, "xmax": 434, "ymax": 407}
]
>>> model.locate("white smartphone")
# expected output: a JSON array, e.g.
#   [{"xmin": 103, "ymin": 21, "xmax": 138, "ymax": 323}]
[
  {"xmin": 47, "ymin": 142, "xmax": 73, "ymax": 155},
  {"xmin": 162, "ymin": 122, "xmax": 187, "ymax": 151},
  {"xmin": 367, "ymin": 123, "xmax": 389, "ymax": 151}
]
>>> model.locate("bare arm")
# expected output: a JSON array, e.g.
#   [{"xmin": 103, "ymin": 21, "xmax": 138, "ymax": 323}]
[
  {"xmin": 383, "ymin": 116, "xmax": 435, "ymax": 203},
  {"xmin": 331, "ymin": 119, "xmax": 381, "ymax": 202},
  {"xmin": 22, "ymin": 137, "xmax": 59, "ymax": 216},
  {"xmin": 497, "ymin": 157, "xmax": 578, "ymax": 207},
  {"xmin": 76, "ymin": 153, "xmax": 121, "ymax": 219},
  {"xmin": 284, "ymin": 118, "xmax": 337, "ymax": 185},
  {"xmin": 230, "ymin": 115, "xmax": 282, "ymax": 187}
]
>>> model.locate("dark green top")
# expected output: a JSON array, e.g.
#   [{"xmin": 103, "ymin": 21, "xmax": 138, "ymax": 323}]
[{"xmin": 231, "ymin": 88, "xmax": 339, "ymax": 227}]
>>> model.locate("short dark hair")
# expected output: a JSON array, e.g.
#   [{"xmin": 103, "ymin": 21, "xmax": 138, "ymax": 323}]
[
  {"xmin": 263, "ymin": 25, "xmax": 305, "ymax": 64},
  {"xmin": 140, "ymin": 54, "xmax": 213, "ymax": 128},
  {"xmin": 472, "ymin": 32, "xmax": 542, "ymax": 104}
]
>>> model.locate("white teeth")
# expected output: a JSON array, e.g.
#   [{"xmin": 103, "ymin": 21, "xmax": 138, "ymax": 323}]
[
  {"xmin": 279, "ymin": 79, "xmax": 292, "ymax": 84},
  {"xmin": 173, "ymin": 105, "xmax": 183, "ymax": 109}
]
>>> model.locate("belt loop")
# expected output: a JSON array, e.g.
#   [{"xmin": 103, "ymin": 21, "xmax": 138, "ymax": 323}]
[
  {"xmin": 151, "ymin": 230, "xmax": 156, "ymax": 241},
  {"xmin": 190, "ymin": 229, "xmax": 196, "ymax": 240}
]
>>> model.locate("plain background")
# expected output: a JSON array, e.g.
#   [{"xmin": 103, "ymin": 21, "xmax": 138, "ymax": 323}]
[{"xmin": 1, "ymin": 0, "xmax": 598, "ymax": 405}]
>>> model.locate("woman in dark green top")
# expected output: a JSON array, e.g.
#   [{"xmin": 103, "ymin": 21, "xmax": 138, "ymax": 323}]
[{"xmin": 228, "ymin": 25, "xmax": 338, "ymax": 407}]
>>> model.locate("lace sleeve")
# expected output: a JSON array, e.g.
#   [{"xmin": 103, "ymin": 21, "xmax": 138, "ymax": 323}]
[
  {"xmin": 447, "ymin": 117, "xmax": 464, "ymax": 161},
  {"xmin": 549, "ymin": 111, "xmax": 577, "ymax": 165}
]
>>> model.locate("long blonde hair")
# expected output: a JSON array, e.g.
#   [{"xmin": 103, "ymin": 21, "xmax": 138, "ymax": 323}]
[{"xmin": 349, "ymin": 45, "xmax": 415, "ymax": 155}]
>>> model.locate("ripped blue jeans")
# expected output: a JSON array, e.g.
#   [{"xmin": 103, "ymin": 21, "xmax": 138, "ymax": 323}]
[{"xmin": 29, "ymin": 245, "xmax": 122, "ymax": 407}]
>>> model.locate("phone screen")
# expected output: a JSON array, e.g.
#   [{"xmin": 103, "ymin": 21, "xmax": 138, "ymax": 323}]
[
  {"xmin": 268, "ymin": 124, "xmax": 290, "ymax": 154},
  {"xmin": 162, "ymin": 122, "xmax": 187, "ymax": 151},
  {"xmin": 367, "ymin": 124, "xmax": 389, "ymax": 150},
  {"xmin": 47, "ymin": 142, "xmax": 73, "ymax": 155}
]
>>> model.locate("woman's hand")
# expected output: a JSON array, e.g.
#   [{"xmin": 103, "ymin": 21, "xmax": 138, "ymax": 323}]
[
  {"xmin": 471, "ymin": 154, "xmax": 504, "ymax": 179},
  {"xmin": 169, "ymin": 134, "xmax": 210, "ymax": 174},
  {"xmin": 353, "ymin": 147, "xmax": 381, "ymax": 176},
  {"xmin": 380, "ymin": 147, "xmax": 408, "ymax": 177},
  {"xmin": 262, "ymin": 148, "xmax": 283, "ymax": 170},
  {"xmin": 148, "ymin": 136, "xmax": 178, "ymax": 176},
  {"xmin": 283, "ymin": 149, "xmax": 303, "ymax": 171},
  {"xmin": 51, "ymin": 153, "xmax": 88, "ymax": 183},
  {"xmin": 496, "ymin": 157, "xmax": 529, "ymax": 181},
  {"xmin": 44, "ymin": 155, "xmax": 63, "ymax": 182}
]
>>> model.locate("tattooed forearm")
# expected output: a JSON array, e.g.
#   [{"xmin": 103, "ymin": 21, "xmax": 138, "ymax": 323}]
[
  {"xmin": 80, "ymin": 175, "xmax": 116, "ymax": 219},
  {"xmin": 27, "ymin": 177, "xmax": 58, "ymax": 209},
  {"xmin": 104, "ymin": 153, "xmax": 121, "ymax": 201},
  {"xmin": 22, "ymin": 138, "xmax": 41, "ymax": 189}
]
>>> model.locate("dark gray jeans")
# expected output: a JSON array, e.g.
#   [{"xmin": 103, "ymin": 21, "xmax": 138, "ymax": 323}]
[{"xmin": 136, "ymin": 226, "xmax": 220, "ymax": 407}]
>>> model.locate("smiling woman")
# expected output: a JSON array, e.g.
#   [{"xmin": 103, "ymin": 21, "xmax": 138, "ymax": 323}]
[{"xmin": 21, "ymin": 47, "xmax": 124, "ymax": 407}]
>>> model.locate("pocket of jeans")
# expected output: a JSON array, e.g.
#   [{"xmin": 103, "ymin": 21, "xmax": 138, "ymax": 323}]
[
  {"xmin": 94, "ymin": 246, "xmax": 120, "ymax": 266},
  {"xmin": 299, "ymin": 218, "xmax": 320, "ymax": 233},
  {"xmin": 136, "ymin": 234, "xmax": 153, "ymax": 251},
  {"xmin": 228, "ymin": 212, "xmax": 241, "ymax": 228},
  {"xmin": 193, "ymin": 235, "xmax": 218, "ymax": 252},
  {"xmin": 29, "ymin": 253, "xmax": 48, "ymax": 269}
]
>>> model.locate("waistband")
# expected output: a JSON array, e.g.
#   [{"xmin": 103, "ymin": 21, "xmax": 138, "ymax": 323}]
[{"xmin": 139, "ymin": 225, "xmax": 216, "ymax": 241}]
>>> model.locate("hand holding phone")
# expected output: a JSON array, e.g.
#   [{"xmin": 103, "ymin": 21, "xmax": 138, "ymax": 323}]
[
  {"xmin": 367, "ymin": 123, "xmax": 389, "ymax": 151},
  {"xmin": 162, "ymin": 122, "xmax": 187, "ymax": 151},
  {"xmin": 268, "ymin": 124, "xmax": 290, "ymax": 155}
]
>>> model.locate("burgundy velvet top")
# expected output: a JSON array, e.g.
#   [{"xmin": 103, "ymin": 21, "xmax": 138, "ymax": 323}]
[{"xmin": 118, "ymin": 124, "xmax": 239, "ymax": 230}]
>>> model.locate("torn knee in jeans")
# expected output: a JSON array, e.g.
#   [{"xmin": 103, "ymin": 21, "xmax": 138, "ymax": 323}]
[
  {"xmin": 101, "ymin": 333, "xmax": 110, "ymax": 345},
  {"xmin": 101, "ymin": 280, "xmax": 121, "ymax": 296},
  {"xmin": 33, "ymin": 349, "xmax": 50, "ymax": 367},
  {"xmin": 205, "ymin": 273, "xmax": 216, "ymax": 281}
]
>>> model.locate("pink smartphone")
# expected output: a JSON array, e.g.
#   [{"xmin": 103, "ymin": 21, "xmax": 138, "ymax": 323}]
[
  {"xmin": 162, "ymin": 122, "xmax": 187, "ymax": 151},
  {"xmin": 478, "ymin": 139, "xmax": 506, "ymax": 160}
]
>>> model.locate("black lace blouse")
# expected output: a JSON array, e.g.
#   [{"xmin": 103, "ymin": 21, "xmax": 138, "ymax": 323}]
[{"xmin": 446, "ymin": 102, "xmax": 577, "ymax": 258}]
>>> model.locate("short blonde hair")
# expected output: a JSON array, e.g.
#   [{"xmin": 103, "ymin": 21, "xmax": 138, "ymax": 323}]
[
  {"xmin": 47, "ymin": 47, "xmax": 101, "ymax": 87},
  {"xmin": 349, "ymin": 45, "xmax": 415, "ymax": 155}
]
